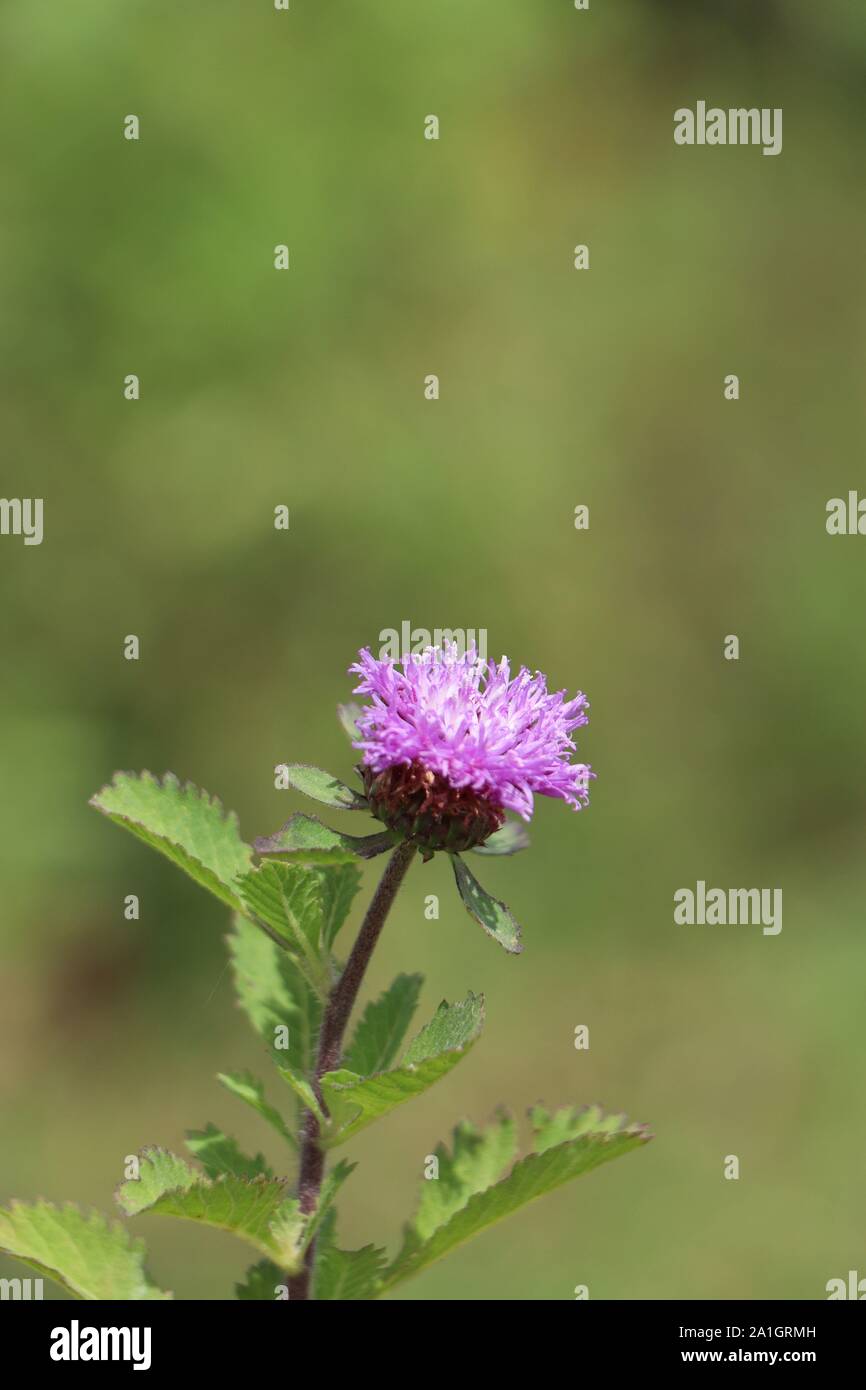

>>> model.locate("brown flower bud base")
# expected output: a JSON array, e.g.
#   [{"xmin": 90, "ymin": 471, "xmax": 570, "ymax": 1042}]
[{"xmin": 361, "ymin": 761, "xmax": 504, "ymax": 860}]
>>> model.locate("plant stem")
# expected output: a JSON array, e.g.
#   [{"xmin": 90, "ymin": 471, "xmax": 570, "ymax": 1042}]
[{"xmin": 287, "ymin": 839, "xmax": 417, "ymax": 1300}]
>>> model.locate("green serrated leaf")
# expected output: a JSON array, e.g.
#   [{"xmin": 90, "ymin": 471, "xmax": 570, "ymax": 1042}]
[
  {"xmin": 185, "ymin": 1125, "xmax": 272, "ymax": 1180},
  {"xmin": 217, "ymin": 1071, "xmax": 297, "ymax": 1151},
  {"xmin": 379, "ymin": 1111, "xmax": 651, "ymax": 1293},
  {"xmin": 336, "ymin": 703, "xmax": 363, "ymax": 741},
  {"xmin": 530, "ymin": 1103, "xmax": 627, "ymax": 1153},
  {"xmin": 298, "ymin": 1160, "xmax": 356, "ymax": 1257},
  {"xmin": 236, "ymin": 860, "xmax": 331, "ymax": 995},
  {"xmin": 344, "ymin": 973, "xmax": 424, "ymax": 1076},
  {"xmin": 320, "ymin": 994, "xmax": 484, "ymax": 1146},
  {"xmin": 255, "ymin": 812, "xmax": 395, "ymax": 863},
  {"xmin": 450, "ymin": 854, "xmax": 523, "ymax": 953},
  {"xmin": 90, "ymin": 771, "xmax": 252, "ymax": 909},
  {"xmin": 471, "ymin": 821, "xmax": 530, "ymax": 856},
  {"xmin": 410, "ymin": 1111, "xmax": 518, "ymax": 1242},
  {"xmin": 0, "ymin": 1201, "xmax": 171, "ymax": 1301},
  {"xmin": 313, "ymin": 1210, "xmax": 387, "ymax": 1302},
  {"xmin": 115, "ymin": 1149, "xmax": 306, "ymax": 1269},
  {"xmin": 317, "ymin": 862, "xmax": 362, "ymax": 949},
  {"xmin": 276, "ymin": 763, "xmax": 368, "ymax": 811},
  {"xmin": 227, "ymin": 914, "xmax": 321, "ymax": 1077},
  {"xmin": 236, "ymin": 1259, "xmax": 286, "ymax": 1300}
]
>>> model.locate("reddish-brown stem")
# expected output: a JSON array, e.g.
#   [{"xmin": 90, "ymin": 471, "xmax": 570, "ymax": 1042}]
[{"xmin": 287, "ymin": 839, "xmax": 417, "ymax": 1300}]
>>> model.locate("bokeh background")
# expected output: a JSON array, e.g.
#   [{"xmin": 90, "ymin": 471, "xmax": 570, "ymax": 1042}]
[{"xmin": 2, "ymin": 0, "xmax": 865, "ymax": 1301}]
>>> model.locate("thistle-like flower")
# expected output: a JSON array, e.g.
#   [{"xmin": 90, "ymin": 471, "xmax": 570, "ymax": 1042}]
[
  {"xmin": 258, "ymin": 642, "xmax": 595, "ymax": 952},
  {"xmin": 350, "ymin": 642, "xmax": 594, "ymax": 854}
]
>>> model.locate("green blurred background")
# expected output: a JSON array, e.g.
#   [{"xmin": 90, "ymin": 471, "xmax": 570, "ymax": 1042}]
[{"xmin": 2, "ymin": 0, "xmax": 865, "ymax": 1300}]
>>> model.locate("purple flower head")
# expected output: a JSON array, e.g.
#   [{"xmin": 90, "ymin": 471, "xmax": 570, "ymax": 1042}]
[{"xmin": 349, "ymin": 642, "xmax": 594, "ymax": 824}]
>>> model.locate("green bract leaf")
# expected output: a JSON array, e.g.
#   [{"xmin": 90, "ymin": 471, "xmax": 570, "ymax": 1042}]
[
  {"xmin": 471, "ymin": 821, "xmax": 530, "ymax": 856},
  {"xmin": 217, "ymin": 1071, "xmax": 297, "ymax": 1151},
  {"xmin": 227, "ymin": 914, "xmax": 321, "ymax": 1077},
  {"xmin": 115, "ymin": 1149, "xmax": 306, "ymax": 1271},
  {"xmin": 320, "ymin": 993, "xmax": 484, "ymax": 1147},
  {"xmin": 185, "ymin": 1125, "xmax": 271, "ymax": 1180},
  {"xmin": 344, "ymin": 973, "xmax": 424, "ymax": 1076},
  {"xmin": 275, "ymin": 763, "xmax": 367, "ymax": 811},
  {"xmin": 90, "ymin": 771, "xmax": 252, "ymax": 910},
  {"xmin": 379, "ymin": 1109, "xmax": 651, "ymax": 1293},
  {"xmin": 236, "ymin": 1259, "xmax": 286, "ymax": 1300},
  {"xmin": 255, "ymin": 812, "xmax": 395, "ymax": 863},
  {"xmin": 0, "ymin": 1201, "xmax": 171, "ymax": 1301},
  {"xmin": 450, "ymin": 854, "xmax": 523, "ymax": 954}
]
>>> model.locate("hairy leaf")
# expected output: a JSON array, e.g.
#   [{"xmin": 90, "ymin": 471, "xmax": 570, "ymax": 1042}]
[
  {"xmin": 217, "ymin": 1071, "xmax": 297, "ymax": 1151},
  {"xmin": 344, "ymin": 973, "xmax": 424, "ymax": 1076},
  {"xmin": 236, "ymin": 1259, "xmax": 286, "ymax": 1300},
  {"xmin": 227, "ymin": 914, "xmax": 321, "ymax": 1077},
  {"xmin": 115, "ymin": 1149, "xmax": 305, "ymax": 1269},
  {"xmin": 90, "ymin": 771, "xmax": 251, "ymax": 909},
  {"xmin": 185, "ymin": 1125, "xmax": 271, "ymax": 1180},
  {"xmin": 275, "ymin": 763, "xmax": 367, "ymax": 811},
  {"xmin": 236, "ymin": 861, "xmax": 332, "ymax": 994},
  {"xmin": 320, "ymin": 994, "xmax": 484, "ymax": 1146},
  {"xmin": 380, "ymin": 1111, "xmax": 651, "ymax": 1292},
  {"xmin": 450, "ymin": 854, "xmax": 523, "ymax": 953},
  {"xmin": 0, "ymin": 1201, "xmax": 170, "ymax": 1301},
  {"xmin": 255, "ymin": 812, "xmax": 395, "ymax": 863},
  {"xmin": 336, "ymin": 702, "xmax": 363, "ymax": 741}
]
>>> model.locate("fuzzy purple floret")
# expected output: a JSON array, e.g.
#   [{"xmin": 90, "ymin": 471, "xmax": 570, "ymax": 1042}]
[{"xmin": 349, "ymin": 643, "xmax": 595, "ymax": 821}]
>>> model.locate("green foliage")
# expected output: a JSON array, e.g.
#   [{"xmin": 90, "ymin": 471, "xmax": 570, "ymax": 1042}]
[
  {"xmin": 312, "ymin": 1211, "xmax": 387, "ymax": 1301},
  {"xmin": 0, "ymin": 1201, "xmax": 170, "ymax": 1301},
  {"xmin": 379, "ymin": 1108, "xmax": 651, "ymax": 1294},
  {"xmin": 276, "ymin": 763, "xmax": 368, "ymax": 811},
  {"xmin": 90, "ymin": 771, "xmax": 252, "ymax": 909},
  {"xmin": 116, "ymin": 1148, "xmax": 308, "ymax": 1270},
  {"xmin": 185, "ymin": 1125, "xmax": 271, "ymax": 1179},
  {"xmin": 320, "ymin": 994, "xmax": 484, "ymax": 1146},
  {"xmin": 344, "ymin": 972, "xmax": 424, "ymax": 1075},
  {"xmin": 450, "ymin": 854, "xmax": 523, "ymax": 953},
  {"xmin": 227, "ymin": 913, "xmax": 321, "ymax": 1076},
  {"xmin": 235, "ymin": 1259, "xmax": 285, "ymax": 1301},
  {"xmin": 255, "ymin": 812, "xmax": 395, "ymax": 862},
  {"xmin": 217, "ymin": 1071, "xmax": 297, "ymax": 1151}
]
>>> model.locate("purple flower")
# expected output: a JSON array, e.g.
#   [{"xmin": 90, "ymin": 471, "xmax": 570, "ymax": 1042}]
[{"xmin": 349, "ymin": 642, "xmax": 594, "ymax": 823}]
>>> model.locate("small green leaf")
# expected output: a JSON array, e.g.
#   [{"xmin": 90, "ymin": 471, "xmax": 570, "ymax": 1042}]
[
  {"xmin": 320, "ymin": 994, "xmax": 484, "ymax": 1146},
  {"xmin": 255, "ymin": 812, "xmax": 395, "ymax": 863},
  {"xmin": 227, "ymin": 914, "xmax": 321, "ymax": 1078},
  {"xmin": 450, "ymin": 854, "xmax": 523, "ymax": 954},
  {"xmin": 185, "ymin": 1125, "xmax": 272, "ymax": 1180},
  {"xmin": 471, "ymin": 821, "xmax": 530, "ymax": 856},
  {"xmin": 277, "ymin": 1063, "xmax": 327, "ymax": 1127},
  {"xmin": 336, "ymin": 703, "xmax": 363, "ymax": 741},
  {"xmin": 407, "ymin": 1111, "xmax": 518, "ymax": 1243},
  {"xmin": 0, "ymin": 1201, "xmax": 171, "ymax": 1301},
  {"xmin": 313, "ymin": 1210, "xmax": 387, "ymax": 1302},
  {"xmin": 345, "ymin": 973, "xmax": 424, "ymax": 1076},
  {"xmin": 115, "ymin": 1148, "xmax": 306, "ymax": 1270},
  {"xmin": 90, "ymin": 771, "xmax": 252, "ymax": 909},
  {"xmin": 217, "ymin": 1071, "xmax": 297, "ymax": 1151},
  {"xmin": 236, "ymin": 861, "xmax": 332, "ymax": 995},
  {"xmin": 276, "ymin": 763, "xmax": 368, "ymax": 811},
  {"xmin": 379, "ymin": 1110, "xmax": 651, "ymax": 1293},
  {"xmin": 317, "ymin": 862, "xmax": 362, "ymax": 950},
  {"xmin": 236, "ymin": 1259, "xmax": 286, "ymax": 1300}
]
